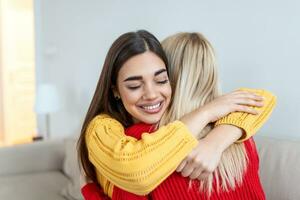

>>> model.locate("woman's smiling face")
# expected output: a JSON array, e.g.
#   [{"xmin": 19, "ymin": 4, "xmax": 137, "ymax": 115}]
[{"xmin": 115, "ymin": 51, "xmax": 172, "ymax": 124}]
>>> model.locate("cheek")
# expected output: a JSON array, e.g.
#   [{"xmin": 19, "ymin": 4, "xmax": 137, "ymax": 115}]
[
  {"xmin": 164, "ymin": 84, "xmax": 172, "ymax": 101},
  {"xmin": 117, "ymin": 83, "xmax": 133, "ymax": 106},
  {"xmin": 119, "ymin": 87, "xmax": 140, "ymax": 106}
]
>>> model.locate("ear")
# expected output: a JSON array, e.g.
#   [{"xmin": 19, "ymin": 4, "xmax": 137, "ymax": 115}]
[{"xmin": 111, "ymin": 86, "xmax": 120, "ymax": 99}]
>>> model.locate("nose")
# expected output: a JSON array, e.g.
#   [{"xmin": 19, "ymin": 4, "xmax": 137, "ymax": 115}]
[{"xmin": 143, "ymin": 83, "xmax": 158, "ymax": 100}]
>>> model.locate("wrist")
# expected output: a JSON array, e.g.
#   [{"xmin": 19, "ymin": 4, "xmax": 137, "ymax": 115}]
[
  {"xmin": 197, "ymin": 106, "xmax": 212, "ymax": 124},
  {"xmin": 204, "ymin": 125, "xmax": 243, "ymax": 152},
  {"xmin": 201, "ymin": 133, "xmax": 225, "ymax": 153}
]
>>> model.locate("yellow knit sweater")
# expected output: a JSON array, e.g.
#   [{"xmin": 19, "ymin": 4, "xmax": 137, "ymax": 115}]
[
  {"xmin": 85, "ymin": 88, "xmax": 276, "ymax": 196},
  {"xmin": 215, "ymin": 88, "xmax": 277, "ymax": 142}
]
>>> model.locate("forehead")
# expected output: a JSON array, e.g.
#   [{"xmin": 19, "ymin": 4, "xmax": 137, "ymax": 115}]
[{"xmin": 118, "ymin": 51, "xmax": 166, "ymax": 79}]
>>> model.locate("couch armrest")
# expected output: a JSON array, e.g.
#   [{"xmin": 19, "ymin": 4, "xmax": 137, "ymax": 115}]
[{"xmin": 0, "ymin": 140, "xmax": 65, "ymax": 177}]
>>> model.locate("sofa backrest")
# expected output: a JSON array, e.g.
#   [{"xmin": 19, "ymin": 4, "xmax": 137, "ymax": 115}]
[
  {"xmin": 255, "ymin": 136, "xmax": 300, "ymax": 200},
  {"xmin": 0, "ymin": 139, "xmax": 65, "ymax": 176},
  {"xmin": 2, "ymin": 135, "xmax": 298, "ymax": 200}
]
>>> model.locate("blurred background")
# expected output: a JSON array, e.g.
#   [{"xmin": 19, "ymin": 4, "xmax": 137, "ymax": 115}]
[{"xmin": 0, "ymin": 0, "xmax": 299, "ymax": 146}]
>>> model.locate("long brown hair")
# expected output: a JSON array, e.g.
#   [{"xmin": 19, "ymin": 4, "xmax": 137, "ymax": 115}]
[{"xmin": 77, "ymin": 30, "xmax": 169, "ymax": 183}]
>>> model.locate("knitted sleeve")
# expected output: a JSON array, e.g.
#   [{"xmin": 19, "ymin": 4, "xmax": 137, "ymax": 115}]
[
  {"xmin": 215, "ymin": 88, "xmax": 276, "ymax": 142},
  {"xmin": 85, "ymin": 114, "xmax": 198, "ymax": 195}
]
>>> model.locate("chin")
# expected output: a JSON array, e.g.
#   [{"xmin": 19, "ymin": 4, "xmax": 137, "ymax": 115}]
[
  {"xmin": 138, "ymin": 115, "xmax": 161, "ymax": 125},
  {"xmin": 139, "ymin": 118, "xmax": 159, "ymax": 125}
]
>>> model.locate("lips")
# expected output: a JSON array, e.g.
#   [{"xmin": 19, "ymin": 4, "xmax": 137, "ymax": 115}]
[{"xmin": 138, "ymin": 101, "xmax": 163, "ymax": 114}]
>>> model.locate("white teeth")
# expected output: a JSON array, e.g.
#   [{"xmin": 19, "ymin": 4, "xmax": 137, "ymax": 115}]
[{"xmin": 142, "ymin": 103, "xmax": 161, "ymax": 110}]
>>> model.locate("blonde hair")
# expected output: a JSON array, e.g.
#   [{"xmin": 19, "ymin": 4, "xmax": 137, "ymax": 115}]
[{"xmin": 160, "ymin": 32, "xmax": 248, "ymax": 195}]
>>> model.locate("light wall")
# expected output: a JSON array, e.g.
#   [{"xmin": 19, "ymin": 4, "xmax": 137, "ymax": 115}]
[
  {"xmin": 34, "ymin": 0, "xmax": 300, "ymax": 139},
  {"xmin": 0, "ymin": 0, "xmax": 36, "ymax": 145}
]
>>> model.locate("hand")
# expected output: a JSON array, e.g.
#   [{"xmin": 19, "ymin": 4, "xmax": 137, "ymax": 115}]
[
  {"xmin": 176, "ymin": 137, "xmax": 222, "ymax": 180},
  {"xmin": 201, "ymin": 90, "xmax": 264, "ymax": 123}
]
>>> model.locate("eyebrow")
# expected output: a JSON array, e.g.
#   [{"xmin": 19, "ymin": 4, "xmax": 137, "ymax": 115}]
[{"xmin": 123, "ymin": 68, "xmax": 167, "ymax": 82}]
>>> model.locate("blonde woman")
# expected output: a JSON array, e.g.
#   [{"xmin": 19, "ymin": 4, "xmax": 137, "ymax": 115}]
[
  {"xmin": 154, "ymin": 32, "xmax": 274, "ymax": 199},
  {"xmin": 79, "ymin": 30, "xmax": 275, "ymax": 200}
]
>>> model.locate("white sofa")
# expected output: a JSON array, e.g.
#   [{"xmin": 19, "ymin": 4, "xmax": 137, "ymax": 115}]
[
  {"xmin": 0, "ymin": 138, "xmax": 81, "ymax": 200},
  {"xmin": 0, "ymin": 136, "xmax": 299, "ymax": 200}
]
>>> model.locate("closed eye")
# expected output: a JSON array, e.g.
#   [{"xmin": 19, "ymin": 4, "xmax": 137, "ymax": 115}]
[
  {"xmin": 127, "ymin": 85, "xmax": 141, "ymax": 90},
  {"xmin": 157, "ymin": 79, "xmax": 169, "ymax": 84}
]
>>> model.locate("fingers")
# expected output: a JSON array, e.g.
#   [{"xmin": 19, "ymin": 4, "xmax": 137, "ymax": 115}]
[
  {"xmin": 189, "ymin": 167, "xmax": 204, "ymax": 179},
  {"xmin": 244, "ymin": 99, "xmax": 264, "ymax": 107},
  {"xmin": 233, "ymin": 97, "xmax": 264, "ymax": 114},
  {"xmin": 236, "ymin": 105, "xmax": 259, "ymax": 115},
  {"xmin": 176, "ymin": 160, "xmax": 187, "ymax": 172},
  {"xmin": 233, "ymin": 91, "xmax": 264, "ymax": 103},
  {"xmin": 197, "ymin": 171, "xmax": 211, "ymax": 181},
  {"xmin": 224, "ymin": 91, "xmax": 264, "ymax": 107},
  {"xmin": 235, "ymin": 96, "xmax": 264, "ymax": 107},
  {"xmin": 181, "ymin": 156, "xmax": 213, "ymax": 178},
  {"xmin": 181, "ymin": 161, "xmax": 195, "ymax": 177},
  {"xmin": 186, "ymin": 166, "xmax": 212, "ymax": 180},
  {"xmin": 226, "ymin": 91, "xmax": 265, "ymax": 114}
]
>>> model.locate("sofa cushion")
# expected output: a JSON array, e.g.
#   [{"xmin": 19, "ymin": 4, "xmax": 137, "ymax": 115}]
[
  {"xmin": 0, "ymin": 171, "xmax": 69, "ymax": 200},
  {"xmin": 255, "ymin": 136, "xmax": 300, "ymax": 200},
  {"xmin": 61, "ymin": 137, "xmax": 83, "ymax": 200}
]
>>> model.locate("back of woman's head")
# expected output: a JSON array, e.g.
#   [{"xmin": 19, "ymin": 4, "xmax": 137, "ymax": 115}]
[
  {"xmin": 161, "ymin": 32, "xmax": 220, "ymax": 124},
  {"xmin": 161, "ymin": 32, "xmax": 247, "ymax": 195},
  {"xmin": 78, "ymin": 30, "xmax": 168, "ymax": 183}
]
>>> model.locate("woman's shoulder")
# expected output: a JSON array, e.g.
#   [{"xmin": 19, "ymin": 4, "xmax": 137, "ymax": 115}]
[
  {"xmin": 93, "ymin": 113, "xmax": 113, "ymax": 120},
  {"xmin": 90, "ymin": 113, "xmax": 121, "ymax": 125},
  {"xmin": 86, "ymin": 114, "xmax": 124, "ymax": 137}
]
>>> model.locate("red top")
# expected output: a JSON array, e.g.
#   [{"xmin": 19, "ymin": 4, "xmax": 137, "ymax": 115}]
[
  {"xmin": 81, "ymin": 183, "xmax": 110, "ymax": 200},
  {"xmin": 82, "ymin": 123, "xmax": 265, "ymax": 200}
]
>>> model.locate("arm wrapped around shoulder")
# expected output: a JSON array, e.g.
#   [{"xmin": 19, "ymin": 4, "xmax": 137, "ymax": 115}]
[
  {"xmin": 215, "ymin": 88, "xmax": 277, "ymax": 142},
  {"xmin": 85, "ymin": 114, "xmax": 198, "ymax": 195}
]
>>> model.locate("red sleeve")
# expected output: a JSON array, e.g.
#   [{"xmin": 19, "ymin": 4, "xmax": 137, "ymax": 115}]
[
  {"xmin": 81, "ymin": 183, "xmax": 111, "ymax": 200},
  {"xmin": 113, "ymin": 186, "xmax": 148, "ymax": 200}
]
